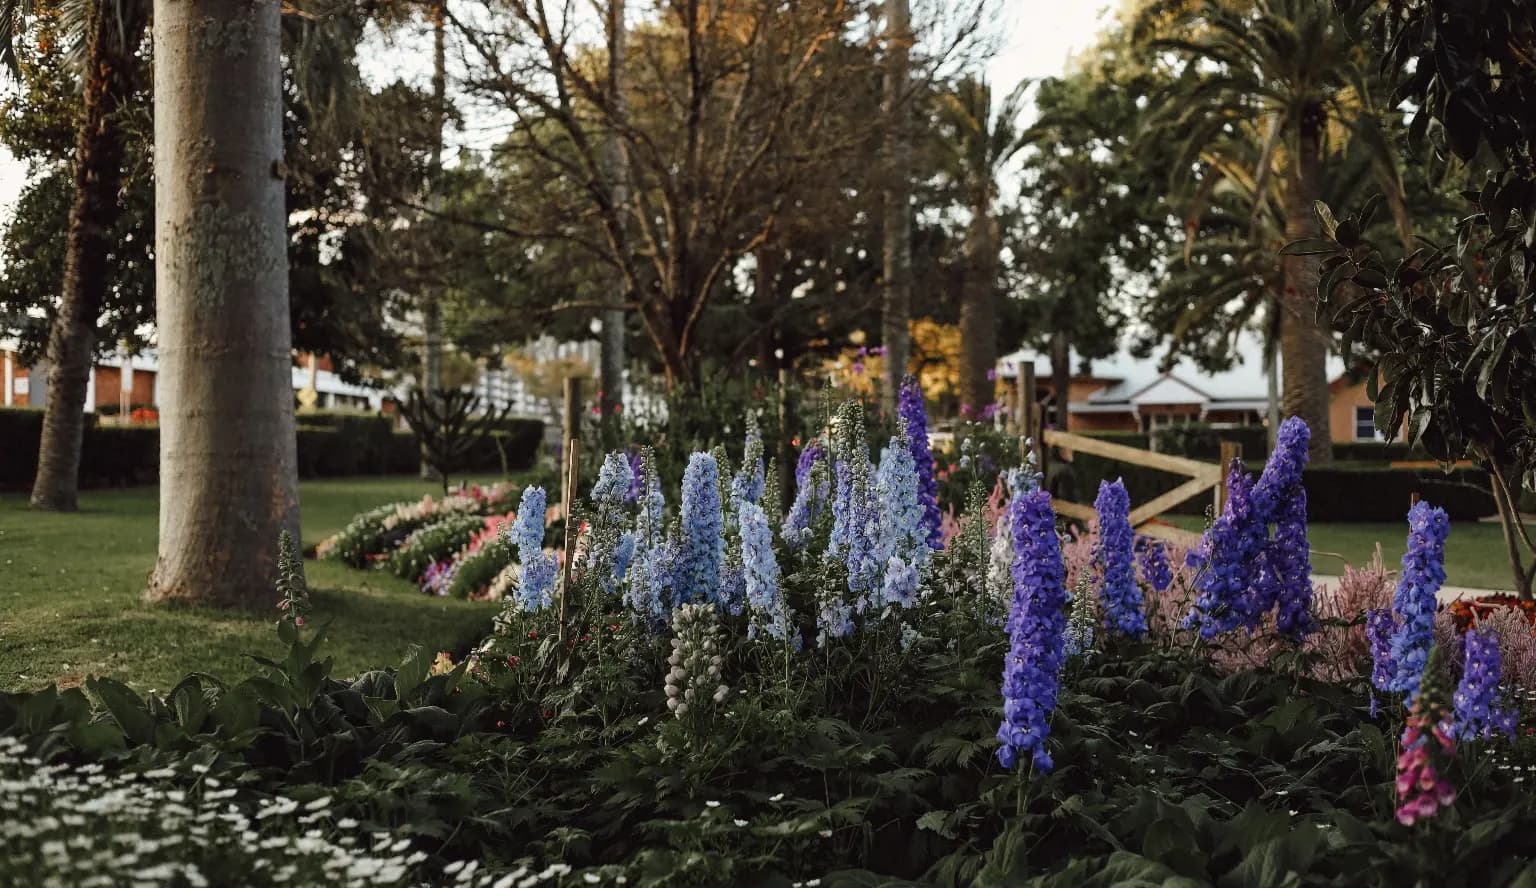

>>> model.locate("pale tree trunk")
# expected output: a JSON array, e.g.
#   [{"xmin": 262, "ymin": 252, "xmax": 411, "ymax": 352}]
[
  {"xmin": 599, "ymin": 0, "xmax": 628, "ymax": 440},
  {"xmin": 957, "ymin": 212, "xmax": 997, "ymax": 418},
  {"xmin": 1280, "ymin": 102, "xmax": 1332, "ymax": 464},
  {"xmin": 879, "ymin": 0, "xmax": 912, "ymax": 417},
  {"xmin": 147, "ymin": 0, "xmax": 298, "ymax": 607},
  {"xmin": 1265, "ymin": 297, "xmax": 1281, "ymax": 451},
  {"xmin": 421, "ymin": 0, "xmax": 448, "ymax": 480},
  {"xmin": 30, "ymin": 4, "xmax": 144, "ymax": 511}
]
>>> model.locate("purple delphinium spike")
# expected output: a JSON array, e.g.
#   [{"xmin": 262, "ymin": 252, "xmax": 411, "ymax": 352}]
[
  {"xmin": 795, "ymin": 441, "xmax": 824, "ymax": 489},
  {"xmin": 1367, "ymin": 607, "xmax": 1396, "ymax": 696},
  {"xmin": 1251, "ymin": 417, "xmax": 1314, "ymax": 636},
  {"xmin": 1389, "ymin": 501, "xmax": 1450, "ymax": 701},
  {"xmin": 1136, "ymin": 538, "xmax": 1173, "ymax": 593},
  {"xmin": 785, "ymin": 445, "xmax": 829, "ymax": 548},
  {"xmin": 1184, "ymin": 461, "xmax": 1266, "ymax": 637},
  {"xmin": 1093, "ymin": 479, "xmax": 1147, "ymax": 639},
  {"xmin": 1452, "ymin": 627, "xmax": 1515, "ymax": 742},
  {"xmin": 996, "ymin": 489, "xmax": 1068, "ymax": 772},
  {"xmin": 625, "ymin": 449, "xmax": 644, "ymax": 504},
  {"xmin": 898, "ymin": 376, "xmax": 943, "ymax": 549}
]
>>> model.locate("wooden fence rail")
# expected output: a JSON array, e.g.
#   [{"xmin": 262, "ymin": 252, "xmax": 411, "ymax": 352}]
[{"xmin": 1031, "ymin": 427, "xmax": 1239, "ymax": 550}]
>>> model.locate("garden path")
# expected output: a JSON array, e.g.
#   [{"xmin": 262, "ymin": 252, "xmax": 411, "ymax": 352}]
[{"xmin": 1312, "ymin": 574, "xmax": 1505, "ymax": 604}]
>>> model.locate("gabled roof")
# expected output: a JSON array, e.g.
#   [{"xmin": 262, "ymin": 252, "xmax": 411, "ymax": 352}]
[
  {"xmin": 1127, "ymin": 375, "xmax": 1212, "ymax": 406},
  {"xmin": 998, "ymin": 331, "xmax": 1349, "ymax": 412}
]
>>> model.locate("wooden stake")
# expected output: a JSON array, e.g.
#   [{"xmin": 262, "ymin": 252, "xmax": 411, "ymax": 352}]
[
  {"xmin": 559, "ymin": 434, "xmax": 580, "ymax": 645},
  {"xmin": 1216, "ymin": 440, "xmax": 1242, "ymax": 514}
]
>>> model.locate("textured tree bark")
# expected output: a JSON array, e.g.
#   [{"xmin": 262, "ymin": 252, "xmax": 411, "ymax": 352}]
[
  {"xmin": 957, "ymin": 212, "xmax": 997, "ymax": 418},
  {"xmin": 146, "ymin": 0, "xmax": 299, "ymax": 607},
  {"xmin": 1050, "ymin": 331, "xmax": 1070, "ymax": 432},
  {"xmin": 29, "ymin": 4, "xmax": 143, "ymax": 512},
  {"xmin": 1280, "ymin": 102, "xmax": 1332, "ymax": 464},
  {"xmin": 421, "ymin": 0, "xmax": 447, "ymax": 480},
  {"xmin": 598, "ymin": 0, "xmax": 628, "ymax": 439},
  {"xmin": 879, "ymin": 0, "xmax": 912, "ymax": 417}
]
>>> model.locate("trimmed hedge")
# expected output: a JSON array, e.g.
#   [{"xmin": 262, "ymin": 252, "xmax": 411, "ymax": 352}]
[
  {"xmin": 1064, "ymin": 448, "xmax": 1497, "ymax": 523},
  {"xmin": 0, "ymin": 407, "xmax": 543, "ymax": 490}
]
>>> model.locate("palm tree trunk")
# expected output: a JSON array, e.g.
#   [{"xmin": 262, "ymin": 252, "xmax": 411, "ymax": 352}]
[
  {"xmin": 958, "ymin": 213, "xmax": 997, "ymax": 419},
  {"xmin": 599, "ymin": 0, "xmax": 628, "ymax": 441},
  {"xmin": 421, "ymin": 0, "xmax": 447, "ymax": 480},
  {"xmin": 1280, "ymin": 102, "xmax": 1332, "ymax": 464},
  {"xmin": 146, "ymin": 0, "xmax": 298, "ymax": 607},
  {"xmin": 29, "ymin": 4, "xmax": 143, "ymax": 511},
  {"xmin": 879, "ymin": 0, "xmax": 912, "ymax": 417},
  {"xmin": 1051, "ymin": 331, "xmax": 1070, "ymax": 431}
]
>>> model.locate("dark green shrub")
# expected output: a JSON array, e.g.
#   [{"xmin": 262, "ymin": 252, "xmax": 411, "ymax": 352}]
[
  {"xmin": 1150, "ymin": 423, "xmax": 1269, "ymax": 459},
  {"xmin": 1068, "ymin": 451, "xmax": 1497, "ymax": 522},
  {"xmin": 1, "ymin": 407, "xmax": 542, "ymax": 490}
]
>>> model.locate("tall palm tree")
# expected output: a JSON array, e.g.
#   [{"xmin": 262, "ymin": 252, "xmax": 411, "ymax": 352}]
[
  {"xmin": 879, "ymin": 0, "xmax": 912, "ymax": 417},
  {"xmin": 1156, "ymin": 113, "xmax": 1419, "ymax": 448},
  {"xmin": 1145, "ymin": 0, "xmax": 1409, "ymax": 463},
  {"xmin": 4, "ymin": 0, "xmax": 148, "ymax": 511},
  {"xmin": 936, "ymin": 76, "xmax": 1029, "ymax": 418}
]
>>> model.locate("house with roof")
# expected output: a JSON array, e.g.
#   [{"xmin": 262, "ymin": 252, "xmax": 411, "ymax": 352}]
[
  {"xmin": 996, "ymin": 339, "xmax": 1385, "ymax": 444},
  {"xmin": 2, "ymin": 341, "xmax": 390, "ymax": 415}
]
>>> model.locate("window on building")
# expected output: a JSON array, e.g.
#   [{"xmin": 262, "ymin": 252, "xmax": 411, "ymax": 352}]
[{"xmin": 1355, "ymin": 406, "xmax": 1384, "ymax": 441}]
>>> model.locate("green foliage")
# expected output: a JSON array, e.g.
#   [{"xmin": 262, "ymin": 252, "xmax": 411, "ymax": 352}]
[
  {"xmin": 385, "ymin": 514, "xmax": 486, "ymax": 582},
  {"xmin": 0, "ymin": 407, "xmax": 541, "ymax": 491},
  {"xmin": 444, "ymin": 538, "xmax": 515, "ymax": 600},
  {"xmin": 398, "ymin": 388, "xmax": 516, "ymax": 493}
]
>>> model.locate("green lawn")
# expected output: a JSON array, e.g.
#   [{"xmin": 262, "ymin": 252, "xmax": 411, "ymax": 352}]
[
  {"xmin": 0, "ymin": 476, "xmax": 509, "ymax": 692},
  {"xmin": 1165, "ymin": 516, "xmax": 1519, "ymax": 590}
]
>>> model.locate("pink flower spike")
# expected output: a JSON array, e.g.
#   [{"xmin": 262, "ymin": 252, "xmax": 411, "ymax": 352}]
[{"xmin": 295, "ymin": 617, "xmax": 305, "ymax": 627}]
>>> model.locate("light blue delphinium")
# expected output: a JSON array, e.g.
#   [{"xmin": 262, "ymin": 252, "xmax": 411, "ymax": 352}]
[
  {"xmin": 678, "ymin": 452, "xmax": 725, "ymax": 607},
  {"xmin": 875, "ymin": 424, "xmax": 930, "ymax": 572},
  {"xmin": 731, "ymin": 414, "xmax": 766, "ymax": 507},
  {"xmin": 509, "ymin": 486, "xmax": 556, "ymax": 611},
  {"xmin": 625, "ymin": 448, "xmax": 673, "ymax": 624},
  {"xmin": 740, "ymin": 498, "xmax": 794, "ymax": 642},
  {"xmin": 1093, "ymin": 478, "xmax": 1147, "ymax": 639},
  {"xmin": 880, "ymin": 556, "xmax": 921, "ymax": 610},
  {"xmin": 592, "ymin": 451, "xmax": 633, "ymax": 506},
  {"xmin": 828, "ymin": 458, "xmax": 853, "ymax": 557}
]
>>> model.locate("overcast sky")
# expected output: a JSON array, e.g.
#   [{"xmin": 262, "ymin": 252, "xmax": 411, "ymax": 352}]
[{"xmin": 0, "ymin": 1, "xmax": 1115, "ymax": 235}]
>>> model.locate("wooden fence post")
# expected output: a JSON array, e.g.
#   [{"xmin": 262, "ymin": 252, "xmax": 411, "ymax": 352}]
[
  {"xmin": 1216, "ymin": 440, "xmax": 1242, "ymax": 514},
  {"xmin": 1021, "ymin": 363, "xmax": 1043, "ymax": 468}
]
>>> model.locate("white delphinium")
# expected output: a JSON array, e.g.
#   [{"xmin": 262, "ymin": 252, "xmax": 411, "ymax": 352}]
[
  {"xmin": 1063, "ymin": 570, "xmax": 1097, "ymax": 658},
  {"xmin": 663, "ymin": 603, "xmax": 729, "ymax": 720}
]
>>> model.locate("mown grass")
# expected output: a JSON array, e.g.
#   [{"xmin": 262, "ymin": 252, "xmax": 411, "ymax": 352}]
[
  {"xmin": 2, "ymin": 477, "xmax": 1524, "ymax": 692},
  {"xmin": 0, "ymin": 476, "xmax": 510, "ymax": 692},
  {"xmin": 1164, "ymin": 515, "xmax": 1521, "ymax": 590}
]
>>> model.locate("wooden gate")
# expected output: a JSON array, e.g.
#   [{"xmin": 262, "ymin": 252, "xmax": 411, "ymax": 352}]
[
  {"xmin": 1012, "ymin": 363, "xmax": 1236, "ymax": 550},
  {"xmin": 1039, "ymin": 429, "xmax": 1236, "ymax": 549}
]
